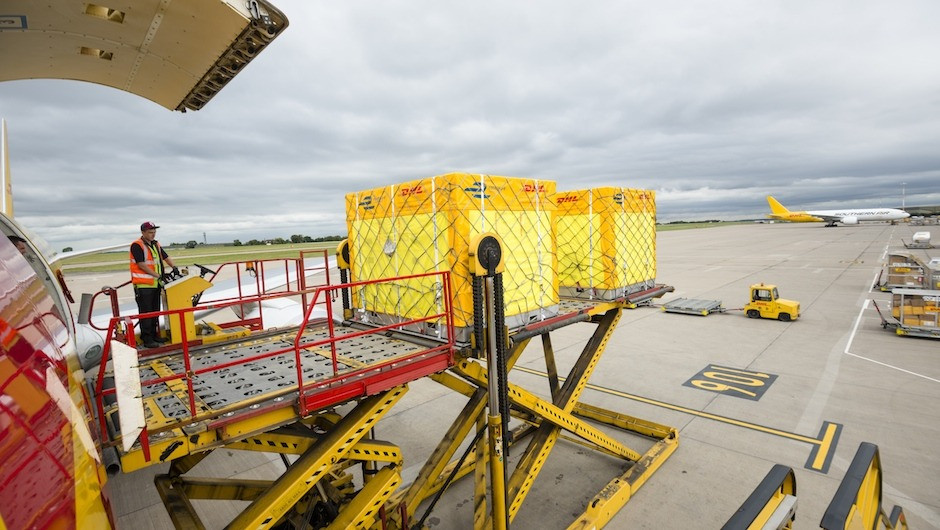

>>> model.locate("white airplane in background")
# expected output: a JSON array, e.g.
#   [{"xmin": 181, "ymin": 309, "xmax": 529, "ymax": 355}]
[{"xmin": 766, "ymin": 196, "xmax": 910, "ymax": 227}]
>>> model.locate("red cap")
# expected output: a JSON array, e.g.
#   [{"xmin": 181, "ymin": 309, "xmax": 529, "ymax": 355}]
[{"xmin": 140, "ymin": 221, "xmax": 160, "ymax": 231}]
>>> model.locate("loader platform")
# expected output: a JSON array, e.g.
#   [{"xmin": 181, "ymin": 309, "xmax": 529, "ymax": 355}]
[{"xmin": 94, "ymin": 271, "xmax": 456, "ymax": 473}]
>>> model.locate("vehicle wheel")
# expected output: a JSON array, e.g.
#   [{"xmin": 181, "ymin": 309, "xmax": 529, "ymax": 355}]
[
  {"xmin": 778, "ymin": 313, "xmax": 791, "ymax": 322},
  {"xmin": 747, "ymin": 310, "xmax": 760, "ymax": 319}
]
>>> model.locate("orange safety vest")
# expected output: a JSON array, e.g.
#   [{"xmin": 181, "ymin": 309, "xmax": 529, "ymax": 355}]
[{"xmin": 129, "ymin": 239, "xmax": 163, "ymax": 288}]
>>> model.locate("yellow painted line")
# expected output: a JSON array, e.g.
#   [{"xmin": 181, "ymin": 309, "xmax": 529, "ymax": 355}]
[
  {"xmin": 515, "ymin": 366, "xmax": 820, "ymax": 445},
  {"xmin": 812, "ymin": 422, "xmax": 839, "ymax": 470}
]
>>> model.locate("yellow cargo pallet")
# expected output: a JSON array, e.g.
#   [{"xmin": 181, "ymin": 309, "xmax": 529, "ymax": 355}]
[
  {"xmin": 345, "ymin": 173, "xmax": 558, "ymax": 341},
  {"xmin": 556, "ymin": 187, "xmax": 657, "ymax": 301}
]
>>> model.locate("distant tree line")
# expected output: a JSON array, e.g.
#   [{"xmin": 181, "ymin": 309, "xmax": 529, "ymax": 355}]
[
  {"xmin": 233, "ymin": 235, "xmax": 345, "ymax": 246},
  {"xmin": 167, "ymin": 235, "xmax": 345, "ymax": 248},
  {"xmin": 659, "ymin": 220, "xmax": 723, "ymax": 225}
]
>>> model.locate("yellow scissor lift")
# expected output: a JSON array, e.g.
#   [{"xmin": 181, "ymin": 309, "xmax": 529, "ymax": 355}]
[{"xmin": 93, "ymin": 237, "xmax": 678, "ymax": 529}]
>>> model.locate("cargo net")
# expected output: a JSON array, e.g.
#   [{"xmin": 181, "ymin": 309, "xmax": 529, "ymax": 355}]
[
  {"xmin": 555, "ymin": 188, "xmax": 657, "ymax": 300},
  {"xmin": 346, "ymin": 174, "xmax": 559, "ymax": 342}
]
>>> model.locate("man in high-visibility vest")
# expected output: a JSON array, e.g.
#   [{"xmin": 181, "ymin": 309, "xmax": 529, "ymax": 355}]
[{"xmin": 130, "ymin": 221, "xmax": 178, "ymax": 348}]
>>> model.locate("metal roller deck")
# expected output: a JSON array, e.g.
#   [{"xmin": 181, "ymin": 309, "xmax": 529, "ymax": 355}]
[
  {"xmin": 94, "ymin": 270, "xmax": 457, "ymax": 472},
  {"xmin": 102, "ymin": 321, "xmax": 453, "ymax": 471}
]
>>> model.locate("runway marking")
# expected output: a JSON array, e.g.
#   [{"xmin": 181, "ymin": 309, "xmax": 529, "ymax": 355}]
[
  {"xmin": 682, "ymin": 364, "xmax": 777, "ymax": 401},
  {"xmin": 845, "ymin": 352, "xmax": 940, "ymax": 384},
  {"xmin": 515, "ymin": 365, "xmax": 840, "ymax": 473},
  {"xmin": 844, "ymin": 299, "xmax": 868, "ymax": 354},
  {"xmin": 844, "ymin": 300, "xmax": 940, "ymax": 384}
]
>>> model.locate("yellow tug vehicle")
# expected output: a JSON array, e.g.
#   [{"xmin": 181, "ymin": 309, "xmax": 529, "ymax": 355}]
[{"xmin": 743, "ymin": 283, "xmax": 800, "ymax": 322}]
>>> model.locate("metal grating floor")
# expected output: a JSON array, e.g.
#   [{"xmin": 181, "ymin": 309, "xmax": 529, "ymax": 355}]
[{"xmin": 116, "ymin": 323, "xmax": 430, "ymax": 433}]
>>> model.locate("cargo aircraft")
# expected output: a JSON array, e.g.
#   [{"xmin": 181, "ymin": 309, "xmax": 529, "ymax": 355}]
[
  {"xmin": 766, "ymin": 195, "xmax": 910, "ymax": 227},
  {"xmin": 0, "ymin": 1, "xmax": 288, "ymax": 527}
]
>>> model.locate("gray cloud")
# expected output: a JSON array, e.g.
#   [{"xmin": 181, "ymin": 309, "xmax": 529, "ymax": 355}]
[{"xmin": 2, "ymin": 0, "xmax": 939, "ymax": 250}]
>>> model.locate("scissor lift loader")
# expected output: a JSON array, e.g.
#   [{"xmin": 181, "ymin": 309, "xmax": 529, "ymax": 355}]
[{"xmin": 93, "ymin": 236, "xmax": 677, "ymax": 529}]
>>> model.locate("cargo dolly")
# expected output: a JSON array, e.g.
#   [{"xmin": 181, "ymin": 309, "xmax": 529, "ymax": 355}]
[
  {"xmin": 871, "ymin": 296, "xmax": 940, "ymax": 340},
  {"xmin": 661, "ymin": 297, "xmax": 725, "ymax": 316},
  {"xmin": 661, "ymin": 284, "xmax": 800, "ymax": 322}
]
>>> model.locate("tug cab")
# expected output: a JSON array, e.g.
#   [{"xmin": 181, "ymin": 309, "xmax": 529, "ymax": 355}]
[{"xmin": 744, "ymin": 283, "xmax": 800, "ymax": 321}]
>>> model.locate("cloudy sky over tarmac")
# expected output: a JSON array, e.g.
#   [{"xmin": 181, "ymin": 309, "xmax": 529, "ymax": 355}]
[{"xmin": 2, "ymin": 0, "xmax": 939, "ymax": 250}]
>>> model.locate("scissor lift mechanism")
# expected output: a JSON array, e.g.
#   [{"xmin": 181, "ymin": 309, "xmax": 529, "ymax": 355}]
[{"xmin": 93, "ymin": 246, "xmax": 678, "ymax": 529}]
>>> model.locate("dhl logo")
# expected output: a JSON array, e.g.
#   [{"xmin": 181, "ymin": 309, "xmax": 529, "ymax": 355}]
[
  {"xmin": 400, "ymin": 185, "xmax": 424, "ymax": 196},
  {"xmin": 464, "ymin": 182, "xmax": 489, "ymax": 199},
  {"xmin": 523, "ymin": 183, "xmax": 547, "ymax": 193},
  {"xmin": 358, "ymin": 195, "xmax": 375, "ymax": 210},
  {"xmin": 557, "ymin": 195, "xmax": 579, "ymax": 204}
]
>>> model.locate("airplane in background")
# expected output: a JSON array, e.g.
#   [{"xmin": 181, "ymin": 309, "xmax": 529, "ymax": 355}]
[
  {"xmin": 0, "ymin": 1, "xmax": 288, "ymax": 527},
  {"xmin": 766, "ymin": 195, "xmax": 910, "ymax": 227}
]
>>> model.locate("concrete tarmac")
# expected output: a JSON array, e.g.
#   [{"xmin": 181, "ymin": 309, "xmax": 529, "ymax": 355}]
[{"xmin": 76, "ymin": 223, "xmax": 939, "ymax": 529}]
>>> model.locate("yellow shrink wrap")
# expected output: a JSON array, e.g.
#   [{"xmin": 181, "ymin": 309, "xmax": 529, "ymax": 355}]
[
  {"xmin": 345, "ymin": 173, "xmax": 558, "ymax": 340},
  {"xmin": 555, "ymin": 187, "xmax": 656, "ymax": 300}
]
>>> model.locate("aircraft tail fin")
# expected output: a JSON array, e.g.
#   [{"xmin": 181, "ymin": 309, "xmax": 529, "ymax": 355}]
[
  {"xmin": 766, "ymin": 196, "xmax": 790, "ymax": 215},
  {"xmin": 1, "ymin": 119, "xmax": 12, "ymax": 217}
]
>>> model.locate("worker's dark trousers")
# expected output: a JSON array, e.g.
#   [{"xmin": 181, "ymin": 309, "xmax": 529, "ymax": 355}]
[{"xmin": 135, "ymin": 286, "xmax": 161, "ymax": 344}]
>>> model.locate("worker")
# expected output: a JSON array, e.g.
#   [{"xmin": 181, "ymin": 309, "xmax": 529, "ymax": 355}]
[
  {"xmin": 7, "ymin": 235, "xmax": 27, "ymax": 255},
  {"xmin": 130, "ymin": 221, "xmax": 178, "ymax": 348}
]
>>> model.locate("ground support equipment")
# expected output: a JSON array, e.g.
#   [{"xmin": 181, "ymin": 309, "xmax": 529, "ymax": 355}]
[
  {"xmin": 871, "ymin": 299, "xmax": 940, "ymax": 339},
  {"xmin": 661, "ymin": 297, "xmax": 725, "ymax": 316},
  {"xmin": 385, "ymin": 296, "xmax": 679, "ymax": 530},
  {"xmin": 93, "ymin": 272, "xmax": 459, "ymax": 529},
  {"xmin": 94, "ymin": 253, "xmax": 677, "ymax": 528}
]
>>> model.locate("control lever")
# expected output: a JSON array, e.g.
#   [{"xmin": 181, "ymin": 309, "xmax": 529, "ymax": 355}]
[
  {"xmin": 193, "ymin": 263, "xmax": 216, "ymax": 278},
  {"xmin": 161, "ymin": 266, "xmax": 183, "ymax": 285},
  {"xmin": 191, "ymin": 264, "xmax": 216, "ymax": 306}
]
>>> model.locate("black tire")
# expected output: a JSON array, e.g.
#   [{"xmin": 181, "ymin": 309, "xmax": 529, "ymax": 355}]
[
  {"xmin": 778, "ymin": 312, "xmax": 791, "ymax": 322},
  {"xmin": 747, "ymin": 309, "xmax": 760, "ymax": 319}
]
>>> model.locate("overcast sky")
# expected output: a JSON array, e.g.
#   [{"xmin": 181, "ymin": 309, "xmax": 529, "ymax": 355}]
[{"xmin": 2, "ymin": 0, "xmax": 939, "ymax": 251}]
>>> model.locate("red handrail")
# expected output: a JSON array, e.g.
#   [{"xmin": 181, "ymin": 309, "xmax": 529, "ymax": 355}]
[
  {"xmin": 93, "ymin": 269, "xmax": 455, "ymax": 456},
  {"xmin": 85, "ymin": 280, "xmax": 132, "ymax": 331},
  {"xmin": 84, "ymin": 251, "xmax": 332, "ymax": 333}
]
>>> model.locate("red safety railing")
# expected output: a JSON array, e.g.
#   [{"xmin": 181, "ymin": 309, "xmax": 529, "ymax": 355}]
[
  {"xmin": 85, "ymin": 280, "xmax": 133, "ymax": 332},
  {"xmin": 84, "ymin": 251, "xmax": 332, "ymax": 333},
  {"xmin": 197, "ymin": 251, "xmax": 332, "ymax": 331},
  {"xmin": 92, "ymin": 270, "xmax": 454, "ymax": 462},
  {"xmin": 292, "ymin": 270, "xmax": 455, "ymax": 416}
]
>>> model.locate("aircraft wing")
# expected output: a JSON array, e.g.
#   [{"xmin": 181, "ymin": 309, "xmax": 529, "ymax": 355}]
[
  {"xmin": 50, "ymin": 244, "xmax": 128, "ymax": 265},
  {"xmin": 196, "ymin": 256, "xmax": 338, "ymax": 304},
  {"xmin": 809, "ymin": 213, "xmax": 841, "ymax": 222},
  {"xmin": 0, "ymin": 0, "xmax": 288, "ymax": 111}
]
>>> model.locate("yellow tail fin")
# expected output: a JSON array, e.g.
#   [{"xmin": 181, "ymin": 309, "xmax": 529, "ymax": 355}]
[{"xmin": 766, "ymin": 196, "xmax": 790, "ymax": 215}]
